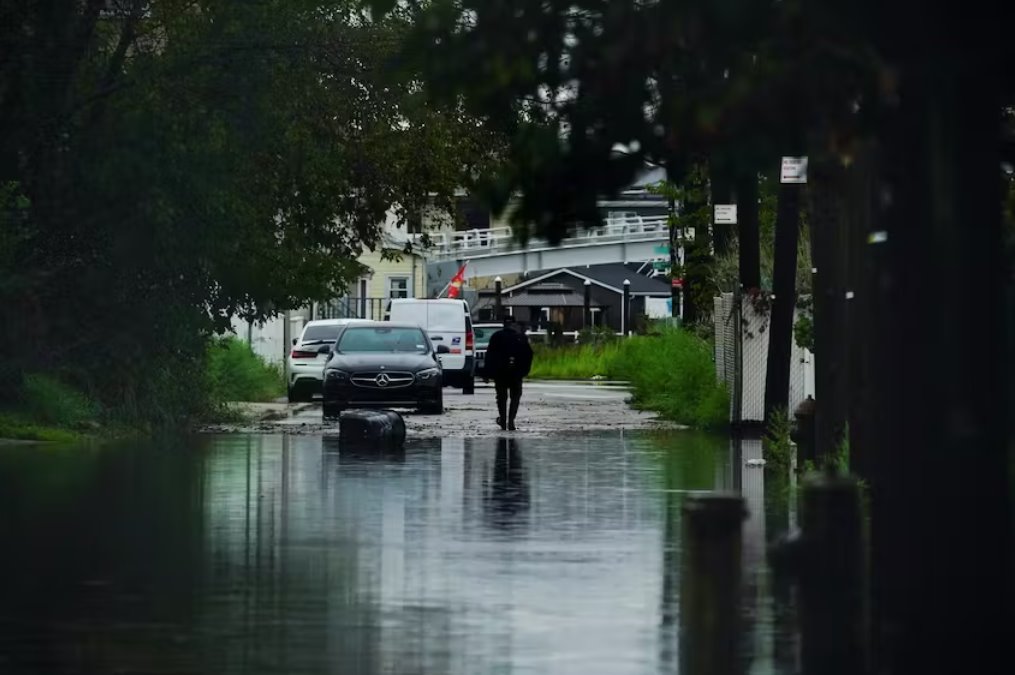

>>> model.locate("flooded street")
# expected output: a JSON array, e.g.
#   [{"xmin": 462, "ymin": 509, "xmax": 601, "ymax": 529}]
[{"xmin": 0, "ymin": 422, "xmax": 796, "ymax": 674}]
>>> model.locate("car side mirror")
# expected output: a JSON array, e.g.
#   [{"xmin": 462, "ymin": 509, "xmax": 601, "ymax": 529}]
[
  {"xmin": 317, "ymin": 344, "xmax": 331, "ymax": 354},
  {"xmin": 436, "ymin": 345, "xmax": 450, "ymax": 355},
  {"xmin": 292, "ymin": 338, "xmax": 298, "ymax": 346}
]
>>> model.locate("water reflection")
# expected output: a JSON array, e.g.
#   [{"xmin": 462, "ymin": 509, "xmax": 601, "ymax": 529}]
[
  {"xmin": 484, "ymin": 437, "xmax": 529, "ymax": 532},
  {"xmin": 0, "ymin": 431, "xmax": 796, "ymax": 674}
]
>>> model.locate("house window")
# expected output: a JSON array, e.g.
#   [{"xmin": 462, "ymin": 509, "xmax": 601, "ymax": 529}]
[
  {"xmin": 541, "ymin": 307, "xmax": 551, "ymax": 323},
  {"xmin": 589, "ymin": 307, "xmax": 602, "ymax": 326},
  {"xmin": 388, "ymin": 276, "xmax": 410, "ymax": 299}
]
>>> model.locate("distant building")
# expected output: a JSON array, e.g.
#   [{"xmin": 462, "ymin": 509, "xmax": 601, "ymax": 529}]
[{"xmin": 476, "ymin": 263, "xmax": 673, "ymax": 334}]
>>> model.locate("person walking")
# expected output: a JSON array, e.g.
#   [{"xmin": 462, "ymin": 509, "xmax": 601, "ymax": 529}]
[{"xmin": 483, "ymin": 316, "xmax": 533, "ymax": 431}]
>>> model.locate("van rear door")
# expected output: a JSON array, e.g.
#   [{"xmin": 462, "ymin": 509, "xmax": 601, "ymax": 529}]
[{"xmin": 426, "ymin": 302, "xmax": 466, "ymax": 372}]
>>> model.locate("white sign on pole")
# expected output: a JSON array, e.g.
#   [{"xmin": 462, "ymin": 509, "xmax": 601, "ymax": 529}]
[
  {"xmin": 781, "ymin": 156, "xmax": 808, "ymax": 184},
  {"xmin": 714, "ymin": 204, "xmax": 738, "ymax": 225}
]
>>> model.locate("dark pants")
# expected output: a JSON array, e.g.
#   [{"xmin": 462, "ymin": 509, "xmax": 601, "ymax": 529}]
[{"xmin": 494, "ymin": 376, "xmax": 523, "ymax": 422}]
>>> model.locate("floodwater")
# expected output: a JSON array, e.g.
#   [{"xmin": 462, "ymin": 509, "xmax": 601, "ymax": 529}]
[{"xmin": 0, "ymin": 432, "xmax": 796, "ymax": 674}]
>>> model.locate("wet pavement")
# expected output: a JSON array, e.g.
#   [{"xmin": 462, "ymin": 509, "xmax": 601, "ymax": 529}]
[
  {"xmin": 0, "ymin": 387, "xmax": 797, "ymax": 675},
  {"xmin": 206, "ymin": 381, "xmax": 672, "ymax": 438}
]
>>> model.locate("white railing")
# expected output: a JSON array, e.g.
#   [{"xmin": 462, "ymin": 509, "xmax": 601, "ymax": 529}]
[{"xmin": 429, "ymin": 214, "xmax": 678, "ymax": 258}]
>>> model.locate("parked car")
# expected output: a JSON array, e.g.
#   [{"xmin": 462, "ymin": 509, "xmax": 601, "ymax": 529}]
[
  {"xmin": 287, "ymin": 318, "xmax": 371, "ymax": 402},
  {"xmin": 385, "ymin": 299, "xmax": 476, "ymax": 394},
  {"xmin": 321, "ymin": 322, "xmax": 447, "ymax": 418},
  {"xmin": 472, "ymin": 322, "xmax": 501, "ymax": 378}
]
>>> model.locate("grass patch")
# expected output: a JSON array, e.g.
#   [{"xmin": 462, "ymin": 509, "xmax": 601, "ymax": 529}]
[
  {"xmin": 206, "ymin": 337, "xmax": 285, "ymax": 403},
  {"xmin": 21, "ymin": 373, "xmax": 100, "ymax": 428},
  {"xmin": 0, "ymin": 374, "xmax": 97, "ymax": 442},
  {"xmin": 529, "ymin": 342, "xmax": 622, "ymax": 380},
  {"xmin": 0, "ymin": 413, "xmax": 83, "ymax": 443},
  {"xmin": 530, "ymin": 327, "xmax": 729, "ymax": 429}
]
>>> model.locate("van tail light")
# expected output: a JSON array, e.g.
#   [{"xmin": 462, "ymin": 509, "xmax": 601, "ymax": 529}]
[
  {"xmin": 465, "ymin": 330, "xmax": 474, "ymax": 351},
  {"xmin": 291, "ymin": 350, "xmax": 317, "ymax": 359}
]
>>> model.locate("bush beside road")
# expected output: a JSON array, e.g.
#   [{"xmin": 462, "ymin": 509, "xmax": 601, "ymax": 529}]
[
  {"xmin": 528, "ymin": 328, "xmax": 728, "ymax": 430},
  {"xmin": 1, "ymin": 337, "xmax": 285, "ymax": 442}
]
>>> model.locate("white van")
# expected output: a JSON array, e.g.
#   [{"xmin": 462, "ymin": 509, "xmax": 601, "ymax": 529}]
[{"xmin": 386, "ymin": 299, "xmax": 476, "ymax": 394}]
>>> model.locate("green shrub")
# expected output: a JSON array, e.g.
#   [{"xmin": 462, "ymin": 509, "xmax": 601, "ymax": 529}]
[
  {"xmin": 20, "ymin": 374, "xmax": 99, "ymax": 428},
  {"xmin": 763, "ymin": 407, "xmax": 794, "ymax": 476},
  {"xmin": 529, "ymin": 327, "xmax": 729, "ymax": 429},
  {"xmin": 206, "ymin": 337, "xmax": 284, "ymax": 403},
  {"xmin": 610, "ymin": 328, "xmax": 728, "ymax": 430}
]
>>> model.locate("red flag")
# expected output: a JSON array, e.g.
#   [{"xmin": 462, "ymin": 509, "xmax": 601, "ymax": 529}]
[{"xmin": 446, "ymin": 262, "xmax": 468, "ymax": 298}]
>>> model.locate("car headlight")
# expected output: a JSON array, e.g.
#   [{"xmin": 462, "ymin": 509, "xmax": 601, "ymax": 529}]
[
  {"xmin": 415, "ymin": 367, "xmax": 440, "ymax": 382},
  {"xmin": 325, "ymin": 369, "xmax": 350, "ymax": 381}
]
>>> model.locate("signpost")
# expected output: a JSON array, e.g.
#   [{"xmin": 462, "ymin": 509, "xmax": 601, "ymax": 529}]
[
  {"xmin": 714, "ymin": 204, "xmax": 738, "ymax": 225},
  {"xmin": 781, "ymin": 157, "xmax": 809, "ymax": 184}
]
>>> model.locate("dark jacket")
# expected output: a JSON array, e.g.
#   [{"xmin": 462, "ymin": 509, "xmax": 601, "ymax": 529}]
[{"xmin": 484, "ymin": 328, "xmax": 533, "ymax": 379}]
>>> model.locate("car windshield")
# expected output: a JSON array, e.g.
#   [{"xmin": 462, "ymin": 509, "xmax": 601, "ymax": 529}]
[
  {"xmin": 302, "ymin": 324, "xmax": 343, "ymax": 342},
  {"xmin": 337, "ymin": 327, "xmax": 428, "ymax": 354},
  {"xmin": 474, "ymin": 325, "xmax": 496, "ymax": 345}
]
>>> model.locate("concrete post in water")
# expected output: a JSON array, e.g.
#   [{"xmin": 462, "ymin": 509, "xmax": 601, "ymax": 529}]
[
  {"xmin": 494, "ymin": 276, "xmax": 503, "ymax": 320},
  {"xmin": 798, "ymin": 473, "xmax": 869, "ymax": 675},
  {"xmin": 680, "ymin": 493, "xmax": 747, "ymax": 675},
  {"xmin": 583, "ymin": 279, "xmax": 592, "ymax": 328},
  {"xmin": 622, "ymin": 279, "xmax": 631, "ymax": 336}
]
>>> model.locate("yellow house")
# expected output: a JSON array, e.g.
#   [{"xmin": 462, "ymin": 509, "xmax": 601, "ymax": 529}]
[{"xmin": 343, "ymin": 241, "xmax": 428, "ymax": 319}]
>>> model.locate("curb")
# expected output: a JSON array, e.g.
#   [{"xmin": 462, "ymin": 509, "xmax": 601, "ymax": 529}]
[{"xmin": 258, "ymin": 402, "xmax": 316, "ymax": 422}]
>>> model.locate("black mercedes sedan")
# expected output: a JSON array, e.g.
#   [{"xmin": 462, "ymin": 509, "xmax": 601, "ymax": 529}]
[{"xmin": 322, "ymin": 322, "xmax": 447, "ymax": 418}]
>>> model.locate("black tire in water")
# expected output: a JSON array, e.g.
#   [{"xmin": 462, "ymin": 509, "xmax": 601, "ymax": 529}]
[{"xmin": 420, "ymin": 392, "xmax": 444, "ymax": 415}]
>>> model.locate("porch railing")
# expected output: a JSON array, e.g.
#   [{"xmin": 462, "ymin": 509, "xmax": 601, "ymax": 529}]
[{"xmin": 317, "ymin": 297, "xmax": 389, "ymax": 321}]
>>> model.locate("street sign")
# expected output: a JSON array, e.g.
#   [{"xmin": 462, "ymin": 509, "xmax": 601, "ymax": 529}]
[
  {"xmin": 714, "ymin": 204, "xmax": 738, "ymax": 225},
  {"xmin": 781, "ymin": 157, "xmax": 808, "ymax": 184},
  {"xmin": 672, "ymin": 278, "xmax": 683, "ymax": 288},
  {"xmin": 652, "ymin": 260, "xmax": 668, "ymax": 271},
  {"xmin": 654, "ymin": 245, "xmax": 670, "ymax": 255}
]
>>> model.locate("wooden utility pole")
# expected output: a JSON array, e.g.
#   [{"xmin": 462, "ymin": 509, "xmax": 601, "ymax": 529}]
[
  {"xmin": 863, "ymin": 2, "xmax": 1011, "ymax": 670},
  {"xmin": 764, "ymin": 159, "xmax": 803, "ymax": 421},
  {"xmin": 808, "ymin": 154, "xmax": 850, "ymax": 462},
  {"xmin": 734, "ymin": 167, "xmax": 761, "ymax": 290}
]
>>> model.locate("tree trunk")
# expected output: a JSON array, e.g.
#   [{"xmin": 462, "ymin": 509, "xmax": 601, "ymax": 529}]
[
  {"xmin": 844, "ymin": 143, "xmax": 877, "ymax": 481},
  {"xmin": 763, "ymin": 178, "xmax": 801, "ymax": 421},
  {"xmin": 865, "ymin": 3, "xmax": 1011, "ymax": 671},
  {"xmin": 735, "ymin": 169, "xmax": 761, "ymax": 290},
  {"xmin": 680, "ymin": 166, "xmax": 710, "ymax": 326},
  {"xmin": 808, "ymin": 154, "xmax": 850, "ymax": 462}
]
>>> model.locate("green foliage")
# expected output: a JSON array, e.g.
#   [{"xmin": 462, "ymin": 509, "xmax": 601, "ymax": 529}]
[
  {"xmin": 0, "ymin": 414, "xmax": 83, "ymax": 443},
  {"xmin": 20, "ymin": 375, "xmax": 100, "ymax": 429},
  {"xmin": 577, "ymin": 326, "xmax": 619, "ymax": 346},
  {"xmin": 0, "ymin": 2, "xmax": 494, "ymax": 424},
  {"xmin": 0, "ymin": 374, "xmax": 95, "ymax": 442},
  {"xmin": 530, "ymin": 327, "xmax": 729, "ymax": 429},
  {"xmin": 206, "ymin": 338, "xmax": 285, "ymax": 404},
  {"xmin": 763, "ymin": 407, "xmax": 794, "ymax": 477},
  {"xmin": 529, "ymin": 343, "xmax": 620, "ymax": 380},
  {"xmin": 794, "ymin": 296, "xmax": 815, "ymax": 352}
]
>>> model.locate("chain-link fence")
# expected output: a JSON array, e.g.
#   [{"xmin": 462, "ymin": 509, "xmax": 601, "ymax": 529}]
[{"xmin": 714, "ymin": 292, "xmax": 814, "ymax": 426}]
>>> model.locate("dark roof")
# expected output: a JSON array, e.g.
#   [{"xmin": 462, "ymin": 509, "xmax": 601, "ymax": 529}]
[
  {"xmin": 505, "ymin": 263, "xmax": 672, "ymax": 296},
  {"xmin": 502, "ymin": 291, "xmax": 601, "ymax": 308}
]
